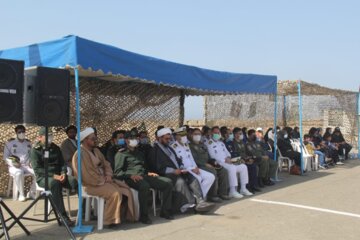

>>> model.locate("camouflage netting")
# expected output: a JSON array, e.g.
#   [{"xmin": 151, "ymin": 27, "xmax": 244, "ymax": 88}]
[
  {"xmin": 205, "ymin": 80, "xmax": 358, "ymax": 148},
  {"xmin": 0, "ymin": 77, "xmax": 181, "ymax": 196}
]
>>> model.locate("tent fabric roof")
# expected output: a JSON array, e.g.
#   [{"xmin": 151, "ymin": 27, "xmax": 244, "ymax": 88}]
[{"xmin": 0, "ymin": 35, "xmax": 277, "ymax": 95}]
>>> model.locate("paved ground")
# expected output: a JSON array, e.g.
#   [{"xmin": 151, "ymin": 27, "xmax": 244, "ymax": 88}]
[{"xmin": 2, "ymin": 159, "xmax": 360, "ymax": 240}]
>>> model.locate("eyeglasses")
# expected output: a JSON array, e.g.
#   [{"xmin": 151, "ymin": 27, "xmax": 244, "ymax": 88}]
[{"xmin": 16, "ymin": 131, "xmax": 25, "ymax": 134}]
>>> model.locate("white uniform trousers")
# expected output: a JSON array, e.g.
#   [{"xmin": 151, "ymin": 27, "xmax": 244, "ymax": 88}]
[
  {"xmin": 220, "ymin": 162, "xmax": 249, "ymax": 189},
  {"xmin": 9, "ymin": 166, "xmax": 36, "ymax": 198},
  {"xmin": 189, "ymin": 169, "xmax": 215, "ymax": 198}
]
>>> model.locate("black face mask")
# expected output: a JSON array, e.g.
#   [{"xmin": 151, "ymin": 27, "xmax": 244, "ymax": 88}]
[{"xmin": 250, "ymin": 135, "xmax": 256, "ymax": 141}]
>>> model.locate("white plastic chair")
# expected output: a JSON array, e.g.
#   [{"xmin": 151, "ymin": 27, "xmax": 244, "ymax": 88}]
[
  {"xmin": 82, "ymin": 188, "xmax": 105, "ymax": 230},
  {"xmin": 277, "ymin": 145, "xmax": 294, "ymax": 172},
  {"xmin": 130, "ymin": 188, "xmax": 158, "ymax": 218},
  {"xmin": 7, "ymin": 172, "xmax": 34, "ymax": 201}
]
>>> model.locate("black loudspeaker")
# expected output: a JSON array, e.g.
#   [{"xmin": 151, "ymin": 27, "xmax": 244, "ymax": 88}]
[
  {"xmin": 24, "ymin": 67, "xmax": 70, "ymax": 126},
  {"xmin": 0, "ymin": 59, "xmax": 24, "ymax": 123}
]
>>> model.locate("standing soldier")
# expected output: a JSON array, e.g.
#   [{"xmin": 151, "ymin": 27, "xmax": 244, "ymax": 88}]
[
  {"xmin": 189, "ymin": 128, "xmax": 230, "ymax": 202},
  {"xmin": 30, "ymin": 127, "xmax": 77, "ymax": 226},
  {"xmin": 3, "ymin": 125, "xmax": 36, "ymax": 201}
]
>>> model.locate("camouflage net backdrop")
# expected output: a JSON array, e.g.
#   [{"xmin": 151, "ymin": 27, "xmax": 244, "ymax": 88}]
[
  {"xmin": 205, "ymin": 80, "xmax": 358, "ymax": 148},
  {"xmin": 0, "ymin": 77, "xmax": 180, "ymax": 196}
]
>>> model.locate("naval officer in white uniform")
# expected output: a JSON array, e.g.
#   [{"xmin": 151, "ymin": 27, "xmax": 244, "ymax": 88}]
[
  {"xmin": 3, "ymin": 125, "xmax": 36, "ymax": 201},
  {"xmin": 170, "ymin": 127, "xmax": 215, "ymax": 199},
  {"xmin": 205, "ymin": 126, "xmax": 253, "ymax": 198}
]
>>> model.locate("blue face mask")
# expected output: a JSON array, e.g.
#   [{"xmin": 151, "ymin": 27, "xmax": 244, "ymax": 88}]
[
  {"xmin": 228, "ymin": 133, "xmax": 234, "ymax": 141},
  {"xmin": 213, "ymin": 133, "xmax": 221, "ymax": 141},
  {"xmin": 117, "ymin": 138, "xmax": 125, "ymax": 146}
]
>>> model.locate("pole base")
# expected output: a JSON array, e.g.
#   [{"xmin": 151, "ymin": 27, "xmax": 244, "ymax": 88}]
[{"xmin": 72, "ymin": 225, "xmax": 94, "ymax": 234}]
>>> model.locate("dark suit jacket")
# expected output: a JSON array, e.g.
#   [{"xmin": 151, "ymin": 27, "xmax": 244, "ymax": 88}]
[{"xmin": 149, "ymin": 143, "xmax": 183, "ymax": 176}]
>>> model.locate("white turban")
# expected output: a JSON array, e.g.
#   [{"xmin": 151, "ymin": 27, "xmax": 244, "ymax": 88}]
[
  {"xmin": 157, "ymin": 128, "xmax": 172, "ymax": 137},
  {"xmin": 80, "ymin": 127, "xmax": 95, "ymax": 142}
]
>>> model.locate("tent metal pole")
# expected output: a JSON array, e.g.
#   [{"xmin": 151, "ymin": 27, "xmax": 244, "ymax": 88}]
[
  {"xmin": 179, "ymin": 90, "xmax": 185, "ymax": 127},
  {"xmin": 273, "ymin": 79, "xmax": 278, "ymax": 163},
  {"xmin": 297, "ymin": 80, "xmax": 304, "ymax": 174},
  {"xmin": 357, "ymin": 86, "xmax": 360, "ymax": 159},
  {"xmin": 283, "ymin": 95, "xmax": 287, "ymax": 127},
  {"xmin": 72, "ymin": 67, "xmax": 93, "ymax": 234}
]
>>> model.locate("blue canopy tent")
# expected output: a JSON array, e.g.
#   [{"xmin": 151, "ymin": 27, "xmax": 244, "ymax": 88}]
[{"xmin": 0, "ymin": 35, "xmax": 278, "ymax": 233}]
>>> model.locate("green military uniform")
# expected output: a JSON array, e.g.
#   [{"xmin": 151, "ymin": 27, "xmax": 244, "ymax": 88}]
[
  {"xmin": 246, "ymin": 141, "xmax": 277, "ymax": 181},
  {"xmin": 113, "ymin": 148, "xmax": 173, "ymax": 220},
  {"xmin": 30, "ymin": 141, "xmax": 77, "ymax": 217},
  {"xmin": 189, "ymin": 142, "xmax": 229, "ymax": 198}
]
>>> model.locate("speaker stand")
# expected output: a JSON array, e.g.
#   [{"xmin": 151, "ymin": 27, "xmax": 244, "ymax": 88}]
[{"xmin": 0, "ymin": 198, "xmax": 30, "ymax": 240}]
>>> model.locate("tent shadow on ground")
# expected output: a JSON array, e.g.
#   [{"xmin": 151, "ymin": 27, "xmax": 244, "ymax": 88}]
[{"xmin": 6, "ymin": 159, "xmax": 360, "ymax": 240}]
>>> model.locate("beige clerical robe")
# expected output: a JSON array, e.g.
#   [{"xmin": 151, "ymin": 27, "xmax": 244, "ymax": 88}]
[{"xmin": 72, "ymin": 146, "xmax": 135, "ymax": 225}]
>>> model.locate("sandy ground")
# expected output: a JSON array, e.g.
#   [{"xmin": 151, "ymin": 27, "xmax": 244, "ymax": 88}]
[{"xmin": 1, "ymin": 159, "xmax": 360, "ymax": 240}]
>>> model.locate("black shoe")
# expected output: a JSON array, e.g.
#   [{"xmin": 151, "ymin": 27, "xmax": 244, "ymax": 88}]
[
  {"xmin": 252, "ymin": 187, "xmax": 262, "ymax": 192},
  {"xmin": 195, "ymin": 201, "xmax": 216, "ymax": 213},
  {"xmin": 264, "ymin": 179, "xmax": 275, "ymax": 186},
  {"xmin": 209, "ymin": 196, "xmax": 223, "ymax": 203},
  {"xmin": 139, "ymin": 217, "xmax": 152, "ymax": 224},
  {"xmin": 104, "ymin": 223, "xmax": 120, "ymax": 229},
  {"xmin": 160, "ymin": 211, "xmax": 174, "ymax": 220},
  {"xmin": 219, "ymin": 195, "xmax": 231, "ymax": 200},
  {"xmin": 258, "ymin": 178, "xmax": 265, "ymax": 188}
]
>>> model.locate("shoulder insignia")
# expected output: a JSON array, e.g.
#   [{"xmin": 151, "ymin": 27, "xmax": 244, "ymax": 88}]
[
  {"xmin": 173, "ymin": 143, "xmax": 178, "ymax": 148},
  {"xmin": 208, "ymin": 140, "xmax": 213, "ymax": 145}
]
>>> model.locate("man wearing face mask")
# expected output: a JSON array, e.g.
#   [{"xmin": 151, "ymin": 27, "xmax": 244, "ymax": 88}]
[
  {"xmin": 189, "ymin": 128, "xmax": 230, "ymax": 202},
  {"xmin": 114, "ymin": 130, "xmax": 174, "ymax": 224},
  {"xmin": 4, "ymin": 125, "xmax": 36, "ymax": 201},
  {"xmin": 171, "ymin": 127, "xmax": 216, "ymax": 203},
  {"xmin": 246, "ymin": 129, "xmax": 276, "ymax": 187},
  {"xmin": 31, "ymin": 127, "xmax": 78, "ymax": 226},
  {"xmin": 149, "ymin": 128, "xmax": 214, "ymax": 214},
  {"xmin": 206, "ymin": 126, "xmax": 252, "ymax": 198},
  {"xmin": 227, "ymin": 128, "xmax": 260, "ymax": 193},
  {"xmin": 106, "ymin": 130, "xmax": 127, "ymax": 170},
  {"xmin": 60, "ymin": 125, "xmax": 77, "ymax": 176}
]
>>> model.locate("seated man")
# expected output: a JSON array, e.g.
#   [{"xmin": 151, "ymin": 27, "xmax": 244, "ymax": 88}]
[
  {"xmin": 247, "ymin": 129, "xmax": 277, "ymax": 186},
  {"xmin": 114, "ymin": 130, "xmax": 174, "ymax": 224},
  {"xmin": 4, "ymin": 125, "xmax": 36, "ymax": 201},
  {"xmin": 226, "ymin": 128, "xmax": 260, "ymax": 193},
  {"xmin": 206, "ymin": 126, "xmax": 253, "ymax": 198},
  {"xmin": 149, "ymin": 128, "xmax": 214, "ymax": 213},
  {"xmin": 189, "ymin": 128, "xmax": 230, "ymax": 201},
  {"xmin": 331, "ymin": 127, "xmax": 352, "ymax": 160},
  {"xmin": 171, "ymin": 127, "xmax": 216, "ymax": 202},
  {"xmin": 60, "ymin": 125, "xmax": 78, "ymax": 176},
  {"xmin": 31, "ymin": 127, "xmax": 77, "ymax": 226},
  {"xmin": 106, "ymin": 130, "xmax": 127, "ymax": 170},
  {"xmin": 73, "ymin": 128, "xmax": 136, "ymax": 228}
]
